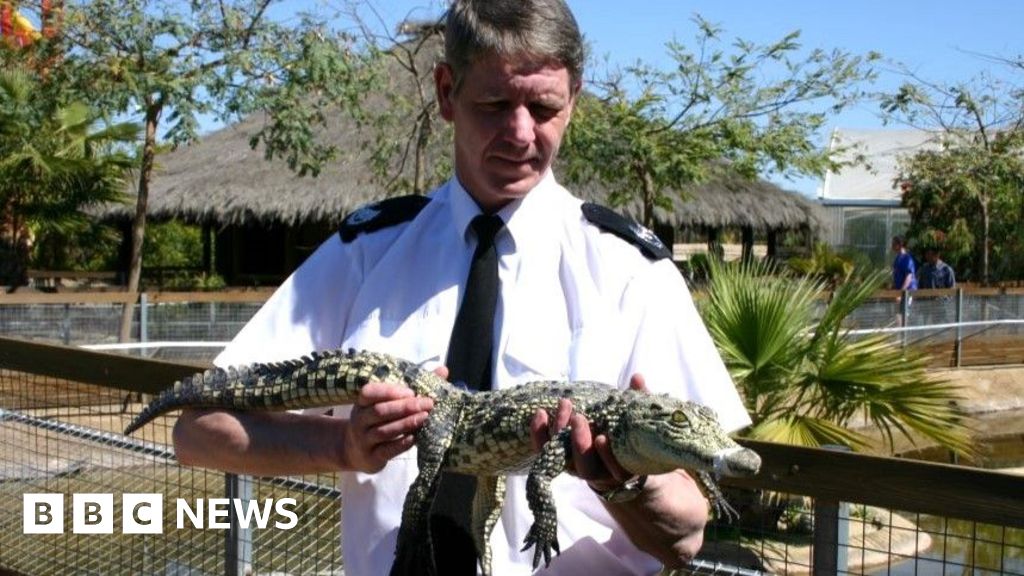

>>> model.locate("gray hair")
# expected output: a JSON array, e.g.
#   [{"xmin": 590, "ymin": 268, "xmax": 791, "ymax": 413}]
[{"xmin": 443, "ymin": 0, "xmax": 584, "ymax": 93}]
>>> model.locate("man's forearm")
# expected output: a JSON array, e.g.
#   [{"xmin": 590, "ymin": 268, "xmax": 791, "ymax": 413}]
[
  {"xmin": 599, "ymin": 469, "xmax": 709, "ymax": 568},
  {"xmin": 173, "ymin": 409, "xmax": 348, "ymax": 476}
]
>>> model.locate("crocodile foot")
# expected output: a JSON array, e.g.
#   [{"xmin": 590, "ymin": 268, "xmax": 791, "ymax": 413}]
[{"xmin": 521, "ymin": 518, "xmax": 561, "ymax": 569}]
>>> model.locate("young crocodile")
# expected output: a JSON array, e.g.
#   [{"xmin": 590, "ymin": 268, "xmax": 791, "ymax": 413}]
[{"xmin": 125, "ymin": 348, "xmax": 760, "ymax": 575}]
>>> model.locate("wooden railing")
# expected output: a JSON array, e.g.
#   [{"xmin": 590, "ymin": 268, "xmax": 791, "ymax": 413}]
[
  {"xmin": 1, "ymin": 335, "xmax": 1022, "ymax": 574},
  {"xmin": 1, "ymin": 334, "xmax": 1021, "ymax": 527}
]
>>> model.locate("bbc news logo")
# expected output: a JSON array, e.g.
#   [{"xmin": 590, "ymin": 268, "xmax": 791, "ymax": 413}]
[{"xmin": 23, "ymin": 493, "xmax": 298, "ymax": 534}]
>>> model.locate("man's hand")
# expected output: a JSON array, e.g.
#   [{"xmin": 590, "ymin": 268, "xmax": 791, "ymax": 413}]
[
  {"xmin": 529, "ymin": 374, "xmax": 648, "ymax": 490},
  {"xmin": 528, "ymin": 374, "xmax": 709, "ymax": 566},
  {"xmin": 343, "ymin": 381, "xmax": 434, "ymax": 473}
]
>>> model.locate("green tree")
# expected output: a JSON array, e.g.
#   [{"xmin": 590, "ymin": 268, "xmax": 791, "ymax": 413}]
[
  {"xmin": 54, "ymin": 0, "xmax": 375, "ymax": 338},
  {"xmin": 0, "ymin": 66, "xmax": 137, "ymax": 287},
  {"xmin": 562, "ymin": 16, "xmax": 878, "ymax": 227},
  {"xmin": 698, "ymin": 259, "xmax": 972, "ymax": 456},
  {"xmin": 338, "ymin": 4, "xmax": 453, "ymax": 196},
  {"xmin": 883, "ymin": 64, "xmax": 1024, "ymax": 284}
]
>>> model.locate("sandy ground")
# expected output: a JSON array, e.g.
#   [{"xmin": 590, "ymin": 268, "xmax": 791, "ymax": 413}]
[{"xmin": 935, "ymin": 364, "xmax": 1024, "ymax": 414}]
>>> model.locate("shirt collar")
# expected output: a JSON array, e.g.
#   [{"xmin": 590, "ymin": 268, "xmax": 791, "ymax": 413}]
[
  {"xmin": 445, "ymin": 177, "xmax": 483, "ymax": 246},
  {"xmin": 444, "ymin": 170, "xmax": 564, "ymax": 252}
]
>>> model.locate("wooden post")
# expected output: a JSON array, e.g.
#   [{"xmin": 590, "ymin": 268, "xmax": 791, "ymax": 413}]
[
  {"xmin": 741, "ymin": 226, "xmax": 754, "ymax": 262},
  {"xmin": 812, "ymin": 445, "xmax": 850, "ymax": 574}
]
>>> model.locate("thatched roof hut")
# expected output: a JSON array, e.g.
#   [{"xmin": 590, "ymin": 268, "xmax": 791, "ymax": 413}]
[{"xmin": 106, "ymin": 111, "xmax": 397, "ymax": 227}]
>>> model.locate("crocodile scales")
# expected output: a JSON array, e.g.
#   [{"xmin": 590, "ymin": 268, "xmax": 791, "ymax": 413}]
[{"xmin": 125, "ymin": 348, "xmax": 761, "ymax": 575}]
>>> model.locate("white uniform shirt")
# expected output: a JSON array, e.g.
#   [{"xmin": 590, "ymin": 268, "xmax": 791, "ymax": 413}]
[{"xmin": 215, "ymin": 171, "xmax": 750, "ymax": 575}]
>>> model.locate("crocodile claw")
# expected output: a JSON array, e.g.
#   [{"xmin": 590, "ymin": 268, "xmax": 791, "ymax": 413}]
[{"xmin": 521, "ymin": 522, "xmax": 561, "ymax": 568}]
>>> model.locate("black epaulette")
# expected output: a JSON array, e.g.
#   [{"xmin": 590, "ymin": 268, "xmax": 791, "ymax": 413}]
[
  {"xmin": 337, "ymin": 195, "xmax": 431, "ymax": 243},
  {"xmin": 581, "ymin": 202, "xmax": 671, "ymax": 261}
]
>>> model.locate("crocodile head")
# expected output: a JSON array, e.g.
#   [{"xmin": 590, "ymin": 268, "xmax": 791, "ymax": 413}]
[{"xmin": 610, "ymin": 394, "xmax": 760, "ymax": 478}]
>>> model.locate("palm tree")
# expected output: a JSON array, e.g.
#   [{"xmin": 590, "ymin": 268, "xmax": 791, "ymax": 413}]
[
  {"xmin": 698, "ymin": 258, "xmax": 973, "ymax": 456},
  {"xmin": 0, "ymin": 67, "xmax": 138, "ymax": 287}
]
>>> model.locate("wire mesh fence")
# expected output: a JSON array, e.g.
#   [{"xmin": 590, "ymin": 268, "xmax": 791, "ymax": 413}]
[
  {"xmin": 2, "ymin": 287, "xmax": 1020, "ymax": 368},
  {"xmin": 693, "ymin": 499, "xmax": 1024, "ymax": 575},
  {"xmin": 0, "ymin": 358, "xmax": 344, "ymax": 575},
  {"xmin": 0, "ymin": 292, "xmax": 269, "ymax": 364},
  {"xmin": 0, "ymin": 337, "xmax": 1022, "ymax": 575}
]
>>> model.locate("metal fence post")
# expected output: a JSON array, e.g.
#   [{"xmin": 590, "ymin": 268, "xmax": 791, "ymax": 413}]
[
  {"xmin": 209, "ymin": 300, "xmax": 216, "ymax": 339},
  {"xmin": 813, "ymin": 445, "xmax": 850, "ymax": 574},
  {"xmin": 139, "ymin": 292, "xmax": 148, "ymax": 345},
  {"xmin": 61, "ymin": 303, "xmax": 71, "ymax": 345},
  {"xmin": 954, "ymin": 287, "xmax": 964, "ymax": 368},
  {"xmin": 225, "ymin": 473, "xmax": 253, "ymax": 576},
  {"xmin": 900, "ymin": 290, "xmax": 910, "ymax": 347}
]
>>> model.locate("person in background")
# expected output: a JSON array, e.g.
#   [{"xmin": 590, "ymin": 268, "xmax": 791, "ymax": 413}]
[
  {"xmin": 917, "ymin": 245, "xmax": 956, "ymax": 325},
  {"xmin": 891, "ymin": 235, "xmax": 918, "ymax": 292},
  {"xmin": 891, "ymin": 235, "xmax": 917, "ymax": 325},
  {"xmin": 917, "ymin": 246, "xmax": 956, "ymax": 290}
]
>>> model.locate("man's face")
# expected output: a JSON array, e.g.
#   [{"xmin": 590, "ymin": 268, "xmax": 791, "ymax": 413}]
[{"xmin": 435, "ymin": 53, "xmax": 577, "ymax": 212}]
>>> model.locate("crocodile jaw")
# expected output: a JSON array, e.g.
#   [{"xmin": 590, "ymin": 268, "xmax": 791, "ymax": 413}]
[{"xmin": 713, "ymin": 446, "xmax": 761, "ymax": 477}]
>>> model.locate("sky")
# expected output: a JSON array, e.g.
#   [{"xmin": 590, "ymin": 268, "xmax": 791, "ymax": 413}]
[{"xmin": 356, "ymin": 0, "xmax": 1024, "ymax": 196}]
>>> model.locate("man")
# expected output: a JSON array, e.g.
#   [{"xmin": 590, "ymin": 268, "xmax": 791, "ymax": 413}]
[
  {"xmin": 917, "ymin": 246, "xmax": 956, "ymax": 325},
  {"xmin": 173, "ymin": 1, "xmax": 750, "ymax": 574},
  {"xmin": 891, "ymin": 235, "xmax": 918, "ymax": 292},
  {"xmin": 918, "ymin": 246, "xmax": 955, "ymax": 290}
]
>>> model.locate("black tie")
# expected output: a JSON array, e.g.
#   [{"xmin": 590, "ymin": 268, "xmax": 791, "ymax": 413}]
[
  {"xmin": 446, "ymin": 214, "xmax": 505, "ymax": 390},
  {"xmin": 431, "ymin": 214, "xmax": 505, "ymax": 574}
]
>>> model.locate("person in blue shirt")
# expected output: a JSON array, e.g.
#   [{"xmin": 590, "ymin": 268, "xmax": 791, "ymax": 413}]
[{"xmin": 891, "ymin": 235, "xmax": 918, "ymax": 291}]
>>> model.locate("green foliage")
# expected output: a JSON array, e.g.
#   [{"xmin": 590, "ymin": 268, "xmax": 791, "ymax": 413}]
[
  {"xmin": 50, "ymin": 0, "xmax": 378, "ymax": 312},
  {"xmin": 31, "ymin": 221, "xmax": 122, "ymax": 272},
  {"xmin": 143, "ymin": 220, "xmax": 202, "ymax": 268},
  {"xmin": 562, "ymin": 15, "xmax": 878, "ymax": 227},
  {"xmin": 787, "ymin": 243, "xmax": 878, "ymax": 288},
  {"xmin": 882, "ymin": 63, "xmax": 1024, "ymax": 284},
  {"xmin": 156, "ymin": 272, "xmax": 227, "ymax": 292},
  {"xmin": 60, "ymin": 0, "xmax": 375, "ymax": 177},
  {"xmin": 0, "ymin": 66, "xmax": 137, "ymax": 284},
  {"xmin": 897, "ymin": 143, "xmax": 1024, "ymax": 284},
  {"xmin": 349, "ymin": 23, "xmax": 453, "ymax": 196},
  {"xmin": 698, "ymin": 259, "xmax": 973, "ymax": 456}
]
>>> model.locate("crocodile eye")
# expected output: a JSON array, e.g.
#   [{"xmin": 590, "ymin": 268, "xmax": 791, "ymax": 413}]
[{"xmin": 671, "ymin": 410, "xmax": 689, "ymax": 426}]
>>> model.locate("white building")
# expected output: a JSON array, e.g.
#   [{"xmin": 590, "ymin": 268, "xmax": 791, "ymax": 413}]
[{"xmin": 819, "ymin": 128, "xmax": 938, "ymax": 266}]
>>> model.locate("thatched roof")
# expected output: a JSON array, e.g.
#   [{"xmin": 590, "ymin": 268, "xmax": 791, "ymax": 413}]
[
  {"xmin": 99, "ymin": 31, "xmax": 826, "ymax": 235},
  {"xmin": 104, "ymin": 111, "xmax": 400, "ymax": 226},
  {"xmin": 573, "ymin": 168, "xmax": 828, "ymax": 233},
  {"xmin": 681, "ymin": 176, "xmax": 828, "ymax": 233}
]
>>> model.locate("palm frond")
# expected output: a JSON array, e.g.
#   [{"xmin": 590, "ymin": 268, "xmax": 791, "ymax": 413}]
[
  {"xmin": 747, "ymin": 414, "xmax": 871, "ymax": 450},
  {"xmin": 698, "ymin": 259, "xmax": 974, "ymax": 457}
]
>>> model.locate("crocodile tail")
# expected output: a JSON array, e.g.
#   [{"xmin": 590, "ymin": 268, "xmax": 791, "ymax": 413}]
[
  {"xmin": 122, "ymin": 352, "xmax": 329, "ymax": 435},
  {"xmin": 122, "ymin": 364, "xmax": 252, "ymax": 435},
  {"xmin": 122, "ymin": 349, "xmax": 438, "ymax": 435}
]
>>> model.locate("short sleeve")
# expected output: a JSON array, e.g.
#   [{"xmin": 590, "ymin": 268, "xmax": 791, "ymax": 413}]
[
  {"xmin": 617, "ymin": 260, "xmax": 752, "ymax": 432},
  {"xmin": 214, "ymin": 235, "xmax": 363, "ymax": 369}
]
